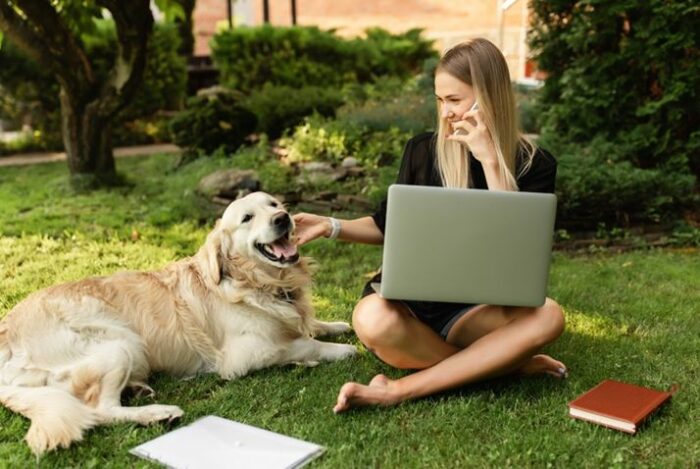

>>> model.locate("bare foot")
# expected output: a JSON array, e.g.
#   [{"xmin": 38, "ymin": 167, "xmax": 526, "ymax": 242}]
[
  {"xmin": 333, "ymin": 374, "xmax": 402, "ymax": 413},
  {"xmin": 518, "ymin": 354, "xmax": 567, "ymax": 378}
]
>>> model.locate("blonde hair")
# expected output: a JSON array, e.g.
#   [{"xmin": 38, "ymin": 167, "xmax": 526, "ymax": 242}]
[{"xmin": 435, "ymin": 38, "xmax": 536, "ymax": 190}]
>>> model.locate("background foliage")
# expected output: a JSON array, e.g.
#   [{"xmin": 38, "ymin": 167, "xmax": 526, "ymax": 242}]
[
  {"xmin": 0, "ymin": 22, "xmax": 186, "ymax": 150},
  {"xmin": 529, "ymin": 0, "xmax": 700, "ymax": 226},
  {"xmin": 211, "ymin": 25, "xmax": 437, "ymax": 93},
  {"xmin": 169, "ymin": 93, "xmax": 257, "ymax": 157}
]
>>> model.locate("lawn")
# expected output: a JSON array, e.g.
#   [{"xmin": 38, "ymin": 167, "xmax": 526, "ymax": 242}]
[{"xmin": 0, "ymin": 153, "xmax": 698, "ymax": 467}]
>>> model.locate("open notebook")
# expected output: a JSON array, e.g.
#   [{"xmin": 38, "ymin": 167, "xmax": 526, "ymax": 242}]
[{"xmin": 130, "ymin": 415, "xmax": 324, "ymax": 469}]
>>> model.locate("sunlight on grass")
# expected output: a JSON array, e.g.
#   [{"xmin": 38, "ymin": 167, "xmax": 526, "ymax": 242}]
[{"xmin": 0, "ymin": 154, "xmax": 698, "ymax": 466}]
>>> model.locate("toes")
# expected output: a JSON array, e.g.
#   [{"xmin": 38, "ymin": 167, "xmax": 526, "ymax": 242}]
[{"xmin": 333, "ymin": 383, "xmax": 356, "ymax": 414}]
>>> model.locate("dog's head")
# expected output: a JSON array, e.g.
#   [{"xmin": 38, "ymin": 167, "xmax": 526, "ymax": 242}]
[{"xmin": 200, "ymin": 192, "xmax": 301, "ymax": 285}]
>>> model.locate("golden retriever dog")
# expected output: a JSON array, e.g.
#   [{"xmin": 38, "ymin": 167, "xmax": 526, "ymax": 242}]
[{"xmin": 0, "ymin": 192, "xmax": 356, "ymax": 455}]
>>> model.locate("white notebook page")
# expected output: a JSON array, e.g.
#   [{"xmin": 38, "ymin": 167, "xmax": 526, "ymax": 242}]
[{"xmin": 130, "ymin": 415, "xmax": 324, "ymax": 469}]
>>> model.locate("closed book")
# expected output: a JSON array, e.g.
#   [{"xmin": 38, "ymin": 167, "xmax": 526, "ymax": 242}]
[{"xmin": 568, "ymin": 380, "xmax": 674, "ymax": 434}]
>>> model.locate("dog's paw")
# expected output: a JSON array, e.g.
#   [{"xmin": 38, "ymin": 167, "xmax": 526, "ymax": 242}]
[
  {"xmin": 129, "ymin": 382, "xmax": 156, "ymax": 399},
  {"xmin": 319, "ymin": 321, "xmax": 353, "ymax": 336},
  {"xmin": 133, "ymin": 404, "xmax": 184, "ymax": 425},
  {"xmin": 328, "ymin": 343, "xmax": 358, "ymax": 361}
]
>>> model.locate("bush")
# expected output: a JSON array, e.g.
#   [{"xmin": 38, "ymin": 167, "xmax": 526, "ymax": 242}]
[
  {"xmin": 243, "ymin": 84, "xmax": 345, "ymax": 139},
  {"xmin": 336, "ymin": 92, "xmax": 435, "ymax": 135},
  {"xmin": 0, "ymin": 41, "xmax": 61, "ymax": 148},
  {"xmin": 360, "ymin": 27, "xmax": 438, "ymax": 78},
  {"xmin": 543, "ymin": 135, "xmax": 697, "ymax": 228},
  {"xmin": 280, "ymin": 115, "xmax": 412, "ymax": 168},
  {"xmin": 211, "ymin": 25, "xmax": 437, "ymax": 93},
  {"xmin": 112, "ymin": 113, "xmax": 173, "ymax": 147},
  {"xmin": 514, "ymin": 82, "xmax": 542, "ymax": 135},
  {"xmin": 529, "ymin": 0, "xmax": 700, "ymax": 220},
  {"xmin": 337, "ymin": 75, "xmax": 436, "ymax": 134},
  {"xmin": 0, "ymin": 131, "xmax": 52, "ymax": 156},
  {"xmin": 169, "ymin": 93, "xmax": 257, "ymax": 156}
]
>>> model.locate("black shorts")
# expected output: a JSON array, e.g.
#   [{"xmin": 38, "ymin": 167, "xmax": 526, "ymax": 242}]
[{"xmin": 361, "ymin": 281, "xmax": 478, "ymax": 340}]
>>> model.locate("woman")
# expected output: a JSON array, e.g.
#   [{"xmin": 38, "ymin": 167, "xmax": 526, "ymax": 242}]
[{"xmin": 293, "ymin": 38, "xmax": 566, "ymax": 413}]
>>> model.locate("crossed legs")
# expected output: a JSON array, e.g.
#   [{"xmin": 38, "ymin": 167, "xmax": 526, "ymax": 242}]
[{"xmin": 334, "ymin": 293, "xmax": 566, "ymax": 412}]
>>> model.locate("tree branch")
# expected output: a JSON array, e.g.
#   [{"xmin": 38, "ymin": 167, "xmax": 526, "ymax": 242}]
[
  {"xmin": 0, "ymin": 1, "xmax": 56, "ymax": 72},
  {"xmin": 93, "ymin": 0, "xmax": 154, "ymax": 118},
  {"xmin": 12, "ymin": 0, "xmax": 93, "ymax": 85}
]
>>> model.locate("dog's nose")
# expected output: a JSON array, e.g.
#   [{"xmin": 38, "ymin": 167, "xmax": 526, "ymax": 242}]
[{"xmin": 272, "ymin": 212, "xmax": 291, "ymax": 230}]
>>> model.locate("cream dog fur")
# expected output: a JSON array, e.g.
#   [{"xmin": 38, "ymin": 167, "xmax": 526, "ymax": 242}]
[{"xmin": 0, "ymin": 192, "xmax": 356, "ymax": 455}]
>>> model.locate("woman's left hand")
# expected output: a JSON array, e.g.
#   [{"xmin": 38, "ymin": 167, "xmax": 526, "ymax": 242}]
[{"xmin": 448, "ymin": 110, "xmax": 498, "ymax": 168}]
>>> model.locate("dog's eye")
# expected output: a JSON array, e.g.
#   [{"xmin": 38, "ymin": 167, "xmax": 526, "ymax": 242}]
[
  {"xmin": 270, "ymin": 201, "xmax": 278, "ymax": 208},
  {"xmin": 241, "ymin": 214, "xmax": 254, "ymax": 224}
]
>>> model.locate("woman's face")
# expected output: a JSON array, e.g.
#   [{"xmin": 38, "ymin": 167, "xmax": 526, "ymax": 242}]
[{"xmin": 434, "ymin": 71, "xmax": 476, "ymax": 130}]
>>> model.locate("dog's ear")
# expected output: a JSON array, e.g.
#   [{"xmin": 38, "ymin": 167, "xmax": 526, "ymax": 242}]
[{"xmin": 202, "ymin": 223, "xmax": 226, "ymax": 285}]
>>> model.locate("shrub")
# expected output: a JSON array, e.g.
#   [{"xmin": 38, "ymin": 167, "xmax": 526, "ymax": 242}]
[
  {"xmin": 360, "ymin": 27, "xmax": 438, "ymax": 78},
  {"xmin": 542, "ymin": 135, "xmax": 697, "ymax": 228},
  {"xmin": 280, "ymin": 115, "xmax": 412, "ymax": 168},
  {"xmin": 112, "ymin": 113, "xmax": 173, "ymax": 147},
  {"xmin": 243, "ymin": 84, "xmax": 344, "ymax": 139},
  {"xmin": 0, "ymin": 131, "xmax": 52, "ymax": 156},
  {"xmin": 211, "ymin": 25, "xmax": 437, "ymax": 93},
  {"xmin": 529, "ymin": 0, "xmax": 700, "ymax": 199},
  {"xmin": 169, "ymin": 93, "xmax": 257, "ymax": 156},
  {"xmin": 514, "ymin": 82, "xmax": 542, "ymax": 135},
  {"xmin": 336, "ymin": 92, "xmax": 435, "ymax": 135},
  {"xmin": 337, "ymin": 75, "xmax": 436, "ymax": 134},
  {"xmin": 0, "ymin": 41, "xmax": 61, "ymax": 148}
]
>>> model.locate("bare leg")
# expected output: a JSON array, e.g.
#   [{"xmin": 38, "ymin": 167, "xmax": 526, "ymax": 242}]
[
  {"xmin": 350, "ymin": 294, "xmax": 460, "ymax": 369},
  {"xmin": 335, "ymin": 296, "xmax": 565, "ymax": 413}
]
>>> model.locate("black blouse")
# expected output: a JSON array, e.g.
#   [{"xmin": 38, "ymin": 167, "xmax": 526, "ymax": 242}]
[
  {"xmin": 363, "ymin": 131, "xmax": 557, "ymax": 321},
  {"xmin": 371, "ymin": 131, "xmax": 557, "ymax": 234}
]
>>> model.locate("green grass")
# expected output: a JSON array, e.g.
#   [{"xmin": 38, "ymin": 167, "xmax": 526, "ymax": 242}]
[{"xmin": 0, "ymin": 155, "xmax": 698, "ymax": 467}]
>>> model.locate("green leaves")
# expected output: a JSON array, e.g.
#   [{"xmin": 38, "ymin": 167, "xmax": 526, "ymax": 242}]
[
  {"xmin": 529, "ymin": 0, "xmax": 700, "ymax": 227},
  {"xmin": 153, "ymin": 0, "xmax": 186, "ymax": 22}
]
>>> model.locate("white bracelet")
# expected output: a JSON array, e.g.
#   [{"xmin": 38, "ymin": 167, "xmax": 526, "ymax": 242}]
[{"xmin": 327, "ymin": 217, "xmax": 341, "ymax": 239}]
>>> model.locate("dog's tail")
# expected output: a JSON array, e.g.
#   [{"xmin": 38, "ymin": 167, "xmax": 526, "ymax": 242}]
[{"xmin": 0, "ymin": 385, "xmax": 100, "ymax": 455}]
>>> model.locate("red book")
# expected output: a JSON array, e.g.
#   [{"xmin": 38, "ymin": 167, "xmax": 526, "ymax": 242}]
[{"xmin": 568, "ymin": 380, "xmax": 675, "ymax": 434}]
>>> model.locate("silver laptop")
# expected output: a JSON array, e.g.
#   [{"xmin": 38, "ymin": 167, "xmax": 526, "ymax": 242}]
[{"xmin": 378, "ymin": 184, "xmax": 557, "ymax": 306}]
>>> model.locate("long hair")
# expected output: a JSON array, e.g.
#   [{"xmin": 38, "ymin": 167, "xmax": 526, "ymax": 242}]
[{"xmin": 435, "ymin": 38, "xmax": 536, "ymax": 190}]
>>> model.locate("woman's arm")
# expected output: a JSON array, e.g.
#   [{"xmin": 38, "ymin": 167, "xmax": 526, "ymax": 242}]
[
  {"xmin": 481, "ymin": 160, "xmax": 509, "ymax": 191},
  {"xmin": 293, "ymin": 213, "xmax": 383, "ymax": 246},
  {"xmin": 293, "ymin": 134, "xmax": 427, "ymax": 247}
]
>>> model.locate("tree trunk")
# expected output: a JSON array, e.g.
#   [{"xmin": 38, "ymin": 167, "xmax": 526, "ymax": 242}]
[
  {"xmin": 0, "ymin": 0, "xmax": 153, "ymax": 188},
  {"xmin": 60, "ymin": 88, "xmax": 116, "ymax": 185},
  {"xmin": 176, "ymin": 0, "xmax": 196, "ymax": 56}
]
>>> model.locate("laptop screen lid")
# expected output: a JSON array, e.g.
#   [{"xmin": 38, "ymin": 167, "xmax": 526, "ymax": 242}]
[{"xmin": 379, "ymin": 184, "xmax": 557, "ymax": 306}]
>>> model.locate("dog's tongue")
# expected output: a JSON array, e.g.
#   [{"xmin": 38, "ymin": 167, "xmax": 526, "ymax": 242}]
[{"xmin": 272, "ymin": 238, "xmax": 298, "ymax": 258}]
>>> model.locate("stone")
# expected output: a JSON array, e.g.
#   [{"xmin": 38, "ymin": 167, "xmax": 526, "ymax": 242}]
[
  {"xmin": 341, "ymin": 156, "xmax": 359, "ymax": 168},
  {"xmin": 300, "ymin": 161, "xmax": 334, "ymax": 173},
  {"xmin": 197, "ymin": 169, "xmax": 260, "ymax": 200},
  {"xmin": 313, "ymin": 190, "xmax": 338, "ymax": 201}
]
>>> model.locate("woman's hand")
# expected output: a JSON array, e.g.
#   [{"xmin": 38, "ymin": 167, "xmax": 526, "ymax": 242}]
[
  {"xmin": 292, "ymin": 213, "xmax": 332, "ymax": 246},
  {"xmin": 448, "ymin": 109, "xmax": 498, "ymax": 168}
]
